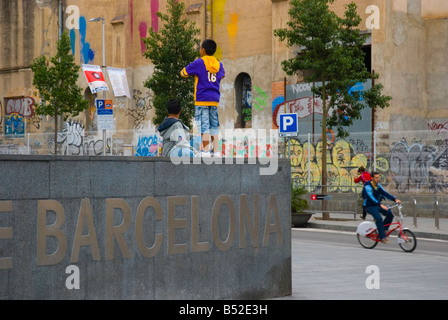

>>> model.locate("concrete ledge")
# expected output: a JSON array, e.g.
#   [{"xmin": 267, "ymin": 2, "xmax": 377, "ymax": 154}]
[{"xmin": 0, "ymin": 155, "xmax": 291, "ymax": 300}]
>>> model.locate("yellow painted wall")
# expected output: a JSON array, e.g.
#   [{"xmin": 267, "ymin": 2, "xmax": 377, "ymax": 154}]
[{"xmin": 1, "ymin": 0, "xmax": 448, "ymax": 139}]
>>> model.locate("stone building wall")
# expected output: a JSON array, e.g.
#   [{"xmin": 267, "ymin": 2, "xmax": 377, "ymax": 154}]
[{"xmin": 1, "ymin": 0, "xmax": 448, "ymax": 194}]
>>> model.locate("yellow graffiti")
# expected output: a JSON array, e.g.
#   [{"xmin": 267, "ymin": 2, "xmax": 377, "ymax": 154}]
[
  {"xmin": 227, "ymin": 13, "xmax": 238, "ymax": 37},
  {"xmin": 212, "ymin": 0, "xmax": 227, "ymax": 26},
  {"xmin": 211, "ymin": 0, "xmax": 227, "ymax": 60},
  {"xmin": 332, "ymin": 139, "xmax": 351, "ymax": 168},
  {"xmin": 214, "ymin": 47, "xmax": 223, "ymax": 61},
  {"xmin": 227, "ymin": 13, "xmax": 238, "ymax": 58},
  {"xmin": 376, "ymin": 156, "xmax": 389, "ymax": 172},
  {"xmin": 289, "ymin": 139, "xmax": 320, "ymax": 188},
  {"xmin": 289, "ymin": 138, "xmax": 372, "ymax": 192}
]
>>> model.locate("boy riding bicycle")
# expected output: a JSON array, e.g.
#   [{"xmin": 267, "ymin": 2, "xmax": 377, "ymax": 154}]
[{"xmin": 362, "ymin": 172, "xmax": 401, "ymax": 244}]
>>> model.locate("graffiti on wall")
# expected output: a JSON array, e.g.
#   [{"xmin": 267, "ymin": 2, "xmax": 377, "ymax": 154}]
[
  {"xmin": 253, "ymin": 86, "xmax": 268, "ymax": 112},
  {"xmin": 272, "ymin": 81, "xmax": 286, "ymax": 129},
  {"xmin": 289, "ymin": 134, "xmax": 448, "ymax": 194},
  {"xmin": 228, "ymin": 12, "xmax": 238, "ymax": 57},
  {"xmin": 139, "ymin": 22, "xmax": 149, "ymax": 54},
  {"xmin": 135, "ymin": 134, "xmax": 161, "ymax": 157},
  {"xmin": 274, "ymin": 81, "xmax": 372, "ymax": 135},
  {"xmin": 220, "ymin": 138, "xmax": 273, "ymax": 159},
  {"xmin": 132, "ymin": 132, "xmax": 275, "ymax": 159},
  {"xmin": 4, "ymin": 97, "xmax": 35, "ymax": 135},
  {"xmin": 68, "ymin": 16, "xmax": 96, "ymax": 64},
  {"xmin": 52, "ymin": 120, "xmax": 109, "ymax": 156},
  {"xmin": 427, "ymin": 121, "xmax": 448, "ymax": 135},
  {"xmin": 138, "ymin": 0, "xmax": 160, "ymax": 54},
  {"xmin": 389, "ymin": 139, "xmax": 448, "ymax": 193},
  {"xmin": 126, "ymin": 89, "xmax": 154, "ymax": 129},
  {"xmin": 289, "ymin": 137, "xmax": 370, "ymax": 192}
]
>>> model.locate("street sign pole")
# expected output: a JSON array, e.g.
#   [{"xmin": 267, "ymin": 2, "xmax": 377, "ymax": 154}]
[
  {"xmin": 96, "ymin": 99, "xmax": 114, "ymax": 156},
  {"xmin": 279, "ymin": 113, "xmax": 299, "ymax": 159}
]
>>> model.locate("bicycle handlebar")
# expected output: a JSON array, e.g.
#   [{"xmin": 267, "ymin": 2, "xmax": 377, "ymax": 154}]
[{"xmin": 386, "ymin": 202, "xmax": 402, "ymax": 210}]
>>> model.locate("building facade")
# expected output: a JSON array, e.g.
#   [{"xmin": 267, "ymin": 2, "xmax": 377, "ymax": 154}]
[{"xmin": 1, "ymin": 0, "xmax": 448, "ymax": 193}]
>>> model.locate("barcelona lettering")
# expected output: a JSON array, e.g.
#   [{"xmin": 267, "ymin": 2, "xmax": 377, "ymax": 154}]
[{"xmin": 0, "ymin": 194, "xmax": 283, "ymax": 270}]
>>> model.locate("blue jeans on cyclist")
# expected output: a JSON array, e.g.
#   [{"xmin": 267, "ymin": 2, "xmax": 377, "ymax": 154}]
[{"xmin": 365, "ymin": 205, "xmax": 394, "ymax": 240}]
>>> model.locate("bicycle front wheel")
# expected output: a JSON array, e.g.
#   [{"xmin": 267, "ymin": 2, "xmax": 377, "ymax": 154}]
[
  {"xmin": 357, "ymin": 232, "xmax": 378, "ymax": 249},
  {"xmin": 398, "ymin": 229, "xmax": 417, "ymax": 252}
]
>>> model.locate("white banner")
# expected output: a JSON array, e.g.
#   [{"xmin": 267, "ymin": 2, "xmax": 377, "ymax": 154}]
[
  {"xmin": 82, "ymin": 64, "xmax": 109, "ymax": 94},
  {"xmin": 107, "ymin": 67, "xmax": 131, "ymax": 99}
]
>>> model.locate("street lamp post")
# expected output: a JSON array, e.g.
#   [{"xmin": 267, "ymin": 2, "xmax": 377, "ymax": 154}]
[{"xmin": 89, "ymin": 17, "xmax": 107, "ymax": 156}]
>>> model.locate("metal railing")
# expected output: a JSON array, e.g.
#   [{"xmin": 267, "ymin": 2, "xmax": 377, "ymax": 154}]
[
  {"xmin": 292, "ymin": 183, "xmax": 447, "ymax": 227},
  {"xmin": 411, "ymin": 198, "xmax": 443, "ymax": 230},
  {"xmin": 0, "ymin": 129, "xmax": 278, "ymax": 158},
  {"xmin": 287, "ymin": 129, "xmax": 448, "ymax": 196}
]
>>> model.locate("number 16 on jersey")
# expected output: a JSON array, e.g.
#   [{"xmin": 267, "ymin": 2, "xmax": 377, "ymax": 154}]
[{"xmin": 208, "ymin": 72, "xmax": 217, "ymax": 82}]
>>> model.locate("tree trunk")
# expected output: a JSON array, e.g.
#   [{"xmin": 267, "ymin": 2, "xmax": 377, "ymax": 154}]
[{"xmin": 54, "ymin": 106, "xmax": 58, "ymax": 155}]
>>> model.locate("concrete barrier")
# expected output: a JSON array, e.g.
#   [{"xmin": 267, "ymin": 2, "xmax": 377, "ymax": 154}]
[{"xmin": 0, "ymin": 155, "xmax": 291, "ymax": 300}]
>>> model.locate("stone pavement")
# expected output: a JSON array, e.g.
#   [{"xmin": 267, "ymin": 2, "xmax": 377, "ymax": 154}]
[{"xmin": 306, "ymin": 214, "xmax": 448, "ymax": 240}]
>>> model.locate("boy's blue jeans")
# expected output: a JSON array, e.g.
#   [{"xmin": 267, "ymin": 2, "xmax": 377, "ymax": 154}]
[
  {"xmin": 195, "ymin": 106, "xmax": 220, "ymax": 136},
  {"xmin": 365, "ymin": 205, "xmax": 394, "ymax": 240}
]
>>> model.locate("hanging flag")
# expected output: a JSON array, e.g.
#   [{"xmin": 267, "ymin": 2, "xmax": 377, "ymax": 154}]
[
  {"xmin": 107, "ymin": 67, "xmax": 131, "ymax": 99},
  {"xmin": 82, "ymin": 64, "xmax": 109, "ymax": 94}
]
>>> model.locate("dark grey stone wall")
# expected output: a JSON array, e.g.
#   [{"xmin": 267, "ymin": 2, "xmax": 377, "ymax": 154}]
[{"xmin": 0, "ymin": 155, "xmax": 291, "ymax": 300}]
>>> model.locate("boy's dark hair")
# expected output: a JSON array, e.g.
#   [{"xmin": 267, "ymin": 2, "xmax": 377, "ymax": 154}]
[
  {"xmin": 202, "ymin": 39, "xmax": 217, "ymax": 56},
  {"xmin": 166, "ymin": 99, "xmax": 182, "ymax": 115}
]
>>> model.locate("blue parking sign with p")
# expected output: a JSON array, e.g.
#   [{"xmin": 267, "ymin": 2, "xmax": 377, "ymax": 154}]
[
  {"xmin": 96, "ymin": 99, "xmax": 113, "ymax": 115},
  {"xmin": 279, "ymin": 113, "xmax": 298, "ymax": 137}
]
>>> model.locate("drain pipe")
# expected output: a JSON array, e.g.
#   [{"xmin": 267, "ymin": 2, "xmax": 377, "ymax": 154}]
[{"xmin": 59, "ymin": 0, "xmax": 63, "ymax": 38}]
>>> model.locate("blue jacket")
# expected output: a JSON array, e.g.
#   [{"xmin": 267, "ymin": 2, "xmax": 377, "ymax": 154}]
[{"xmin": 362, "ymin": 180, "xmax": 396, "ymax": 207}]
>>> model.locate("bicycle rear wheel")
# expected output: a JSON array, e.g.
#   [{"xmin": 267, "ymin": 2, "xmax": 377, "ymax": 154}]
[
  {"xmin": 398, "ymin": 229, "xmax": 417, "ymax": 252},
  {"xmin": 357, "ymin": 232, "xmax": 378, "ymax": 249}
]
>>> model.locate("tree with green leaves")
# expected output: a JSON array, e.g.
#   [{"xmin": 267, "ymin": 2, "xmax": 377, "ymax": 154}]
[
  {"xmin": 142, "ymin": 0, "xmax": 200, "ymax": 128},
  {"xmin": 31, "ymin": 31, "xmax": 88, "ymax": 155},
  {"xmin": 275, "ymin": 0, "xmax": 391, "ymax": 218}
]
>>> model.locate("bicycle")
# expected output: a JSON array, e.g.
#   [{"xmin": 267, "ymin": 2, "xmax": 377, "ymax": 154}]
[{"xmin": 356, "ymin": 203, "xmax": 417, "ymax": 252}]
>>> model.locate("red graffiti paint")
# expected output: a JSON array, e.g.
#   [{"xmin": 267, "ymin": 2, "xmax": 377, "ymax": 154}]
[
  {"xmin": 5, "ymin": 97, "xmax": 35, "ymax": 117},
  {"xmin": 139, "ymin": 22, "xmax": 148, "ymax": 53},
  {"xmin": 151, "ymin": 0, "xmax": 159, "ymax": 33},
  {"xmin": 427, "ymin": 121, "xmax": 448, "ymax": 135}
]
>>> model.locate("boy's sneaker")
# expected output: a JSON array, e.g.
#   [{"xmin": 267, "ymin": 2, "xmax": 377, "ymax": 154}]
[{"xmin": 213, "ymin": 152, "xmax": 222, "ymax": 158}]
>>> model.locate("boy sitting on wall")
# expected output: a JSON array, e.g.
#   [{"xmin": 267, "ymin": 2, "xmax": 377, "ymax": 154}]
[{"xmin": 157, "ymin": 99, "xmax": 197, "ymax": 158}]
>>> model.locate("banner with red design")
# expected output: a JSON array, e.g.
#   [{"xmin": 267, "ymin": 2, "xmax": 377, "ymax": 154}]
[{"xmin": 82, "ymin": 64, "xmax": 109, "ymax": 94}]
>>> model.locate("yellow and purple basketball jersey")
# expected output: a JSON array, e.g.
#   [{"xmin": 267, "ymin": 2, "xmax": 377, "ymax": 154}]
[{"xmin": 181, "ymin": 55, "xmax": 225, "ymax": 107}]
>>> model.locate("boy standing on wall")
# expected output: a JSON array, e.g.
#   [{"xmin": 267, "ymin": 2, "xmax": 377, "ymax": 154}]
[{"xmin": 181, "ymin": 39, "xmax": 225, "ymax": 157}]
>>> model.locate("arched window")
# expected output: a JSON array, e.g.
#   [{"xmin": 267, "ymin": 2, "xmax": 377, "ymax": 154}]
[{"xmin": 235, "ymin": 73, "xmax": 252, "ymax": 128}]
